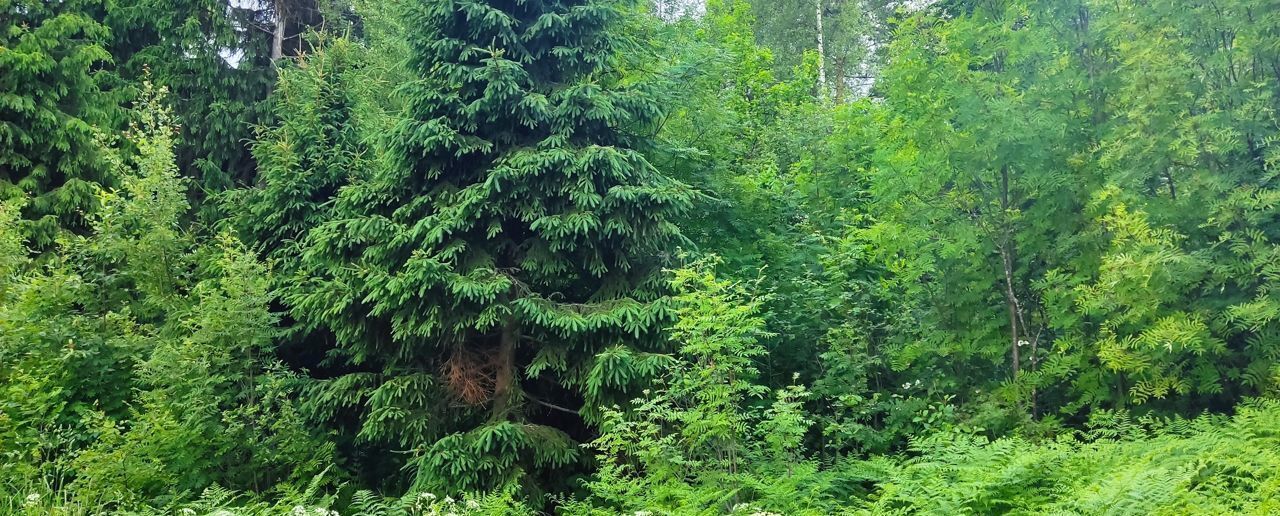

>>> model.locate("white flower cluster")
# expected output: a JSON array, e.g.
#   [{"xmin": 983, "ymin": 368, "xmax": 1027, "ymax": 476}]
[
  {"xmin": 730, "ymin": 503, "xmax": 783, "ymax": 516},
  {"xmin": 291, "ymin": 505, "xmax": 340, "ymax": 516},
  {"xmin": 409, "ymin": 491, "xmax": 483, "ymax": 515}
]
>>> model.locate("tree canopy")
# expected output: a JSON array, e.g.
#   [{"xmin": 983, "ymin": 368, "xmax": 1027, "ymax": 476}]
[{"xmin": 4, "ymin": 0, "xmax": 1280, "ymax": 513}]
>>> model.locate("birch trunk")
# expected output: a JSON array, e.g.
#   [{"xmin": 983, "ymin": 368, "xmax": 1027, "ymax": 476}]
[
  {"xmin": 816, "ymin": 0, "xmax": 827, "ymax": 99},
  {"xmin": 271, "ymin": 0, "xmax": 286, "ymax": 61}
]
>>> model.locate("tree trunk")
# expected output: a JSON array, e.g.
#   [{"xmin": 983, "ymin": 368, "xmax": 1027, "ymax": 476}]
[
  {"xmin": 816, "ymin": 0, "xmax": 827, "ymax": 100},
  {"xmin": 1001, "ymin": 245, "xmax": 1021, "ymax": 376},
  {"xmin": 490, "ymin": 317, "xmax": 519, "ymax": 420},
  {"xmin": 1164, "ymin": 167, "xmax": 1177, "ymax": 199},
  {"xmin": 833, "ymin": 56, "xmax": 847, "ymax": 102},
  {"xmin": 271, "ymin": 0, "xmax": 286, "ymax": 62},
  {"xmin": 999, "ymin": 165, "xmax": 1022, "ymax": 376}
]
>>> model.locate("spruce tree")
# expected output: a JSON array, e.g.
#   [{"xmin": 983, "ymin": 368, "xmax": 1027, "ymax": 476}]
[
  {"xmin": 106, "ymin": 0, "xmax": 345, "ymax": 193},
  {"xmin": 236, "ymin": 37, "xmax": 371, "ymax": 270},
  {"xmin": 0, "ymin": 0, "xmax": 113, "ymax": 246},
  {"xmin": 109, "ymin": 0, "xmax": 278, "ymax": 192},
  {"xmin": 287, "ymin": 0, "xmax": 693, "ymax": 494}
]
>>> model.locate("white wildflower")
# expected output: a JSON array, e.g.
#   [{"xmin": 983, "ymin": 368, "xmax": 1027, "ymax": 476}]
[
  {"xmin": 292, "ymin": 505, "xmax": 309, "ymax": 516},
  {"xmin": 443, "ymin": 496, "xmax": 455, "ymax": 504},
  {"xmin": 466, "ymin": 500, "xmax": 480, "ymax": 509}
]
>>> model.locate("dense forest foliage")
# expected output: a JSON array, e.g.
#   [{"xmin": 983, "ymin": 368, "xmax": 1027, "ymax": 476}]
[{"xmin": 4, "ymin": 0, "xmax": 1280, "ymax": 513}]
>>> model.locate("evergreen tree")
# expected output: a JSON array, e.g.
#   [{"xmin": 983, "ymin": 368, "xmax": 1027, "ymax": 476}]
[
  {"xmin": 103, "ymin": 0, "xmax": 350, "ymax": 194},
  {"xmin": 0, "ymin": 0, "xmax": 114, "ymax": 246},
  {"xmin": 284, "ymin": 0, "xmax": 693, "ymax": 494},
  {"xmin": 106, "ymin": 0, "xmax": 278, "ymax": 192},
  {"xmin": 230, "ymin": 7, "xmax": 410, "ymax": 491},
  {"xmin": 235, "ymin": 36, "xmax": 374, "ymax": 270}
]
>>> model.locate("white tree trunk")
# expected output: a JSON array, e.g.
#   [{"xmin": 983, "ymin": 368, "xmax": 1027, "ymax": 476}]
[
  {"xmin": 271, "ymin": 0, "xmax": 286, "ymax": 61},
  {"xmin": 816, "ymin": 0, "xmax": 827, "ymax": 100}
]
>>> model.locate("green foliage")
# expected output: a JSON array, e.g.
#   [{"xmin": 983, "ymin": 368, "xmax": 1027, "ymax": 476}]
[
  {"xmin": 23, "ymin": 399, "xmax": 1280, "ymax": 515},
  {"xmin": 648, "ymin": 0, "xmax": 854, "ymax": 389},
  {"xmin": 0, "ymin": 83, "xmax": 332, "ymax": 511},
  {"xmin": 343, "ymin": 486, "xmax": 534, "ymax": 516},
  {"xmin": 10, "ymin": 0, "xmax": 1280, "ymax": 511},
  {"xmin": 110, "ymin": 0, "xmax": 275, "ymax": 191},
  {"xmin": 569, "ymin": 259, "xmax": 832, "ymax": 515},
  {"xmin": 846, "ymin": 0, "xmax": 1280, "ymax": 428},
  {"xmin": 663, "ymin": 258, "xmax": 773, "ymax": 465},
  {"xmin": 233, "ymin": 35, "xmax": 384, "ymax": 272},
  {"xmin": 746, "ymin": 0, "xmax": 890, "ymax": 99},
  {"xmin": 843, "ymin": 399, "xmax": 1280, "ymax": 515},
  {"xmin": 244, "ymin": 0, "xmax": 696, "ymax": 496},
  {"xmin": 68, "ymin": 233, "xmax": 333, "ymax": 506},
  {"xmin": 863, "ymin": 1, "xmax": 1092, "ymax": 419},
  {"xmin": 0, "ymin": 0, "xmax": 114, "ymax": 246}
]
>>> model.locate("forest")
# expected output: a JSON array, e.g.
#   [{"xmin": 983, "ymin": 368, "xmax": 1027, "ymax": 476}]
[{"xmin": 4, "ymin": 0, "xmax": 1280, "ymax": 513}]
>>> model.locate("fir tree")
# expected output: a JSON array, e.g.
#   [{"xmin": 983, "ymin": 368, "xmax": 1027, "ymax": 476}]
[
  {"xmin": 110, "ymin": 0, "xmax": 279, "ymax": 192},
  {"xmin": 235, "ymin": 36, "xmax": 372, "ymax": 270},
  {"xmin": 285, "ymin": 0, "xmax": 693, "ymax": 494},
  {"xmin": 0, "ymin": 0, "xmax": 114, "ymax": 247},
  {"xmin": 105, "ymin": 0, "xmax": 347, "ymax": 194}
]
